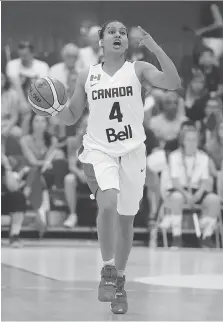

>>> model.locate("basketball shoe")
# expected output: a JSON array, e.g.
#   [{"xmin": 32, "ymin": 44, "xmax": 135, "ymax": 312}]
[
  {"xmin": 110, "ymin": 275, "xmax": 128, "ymax": 314},
  {"xmin": 98, "ymin": 265, "xmax": 117, "ymax": 302}
]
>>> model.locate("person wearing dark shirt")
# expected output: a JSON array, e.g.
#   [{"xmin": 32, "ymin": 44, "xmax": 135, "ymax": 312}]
[
  {"xmin": 184, "ymin": 74, "xmax": 209, "ymax": 122},
  {"xmin": 198, "ymin": 3, "xmax": 223, "ymax": 59},
  {"xmin": 194, "ymin": 47, "xmax": 223, "ymax": 94}
]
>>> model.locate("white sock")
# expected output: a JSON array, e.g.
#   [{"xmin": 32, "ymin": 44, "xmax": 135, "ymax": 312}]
[
  {"xmin": 103, "ymin": 258, "xmax": 115, "ymax": 267},
  {"xmin": 202, "ymin": 217, "xmax": 217, "ymax": 239},
  {"xmin": 171, "ymin": 214, "xmax": 182, "ymax": 236}
]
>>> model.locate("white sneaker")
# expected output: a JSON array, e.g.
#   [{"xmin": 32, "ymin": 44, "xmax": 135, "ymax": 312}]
[
  {"xmin": 159, "ymin": 215, "xmax": 172, "ymax": 230},
  {"xmin": 63, "ymin": 213, "xmax": 78, "ymax": 228}
]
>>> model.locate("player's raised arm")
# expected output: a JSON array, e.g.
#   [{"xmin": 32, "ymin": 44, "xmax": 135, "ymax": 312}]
[
  {"xmin": 57, "ymin": 68, "xmax": 89, "ymax": 126},
  {"xmin": 136, "ymin": 26, "xmax": 181, "ymax": 90}
]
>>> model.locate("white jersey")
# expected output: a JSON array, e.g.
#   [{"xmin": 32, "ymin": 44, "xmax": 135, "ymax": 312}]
[{"xmin": 83, "ymin": 61, "xmax": 146, "ymax": 157}]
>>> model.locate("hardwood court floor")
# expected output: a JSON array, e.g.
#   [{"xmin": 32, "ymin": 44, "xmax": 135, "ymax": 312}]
[{"xmin": 1, "ymin": 240, "xmax": 223, "ymax": 321}]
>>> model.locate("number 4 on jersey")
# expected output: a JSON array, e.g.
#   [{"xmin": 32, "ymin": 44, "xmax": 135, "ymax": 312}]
[{"xmin": 109, "ymin": 102, "xmax": 123, "ymax": 123}]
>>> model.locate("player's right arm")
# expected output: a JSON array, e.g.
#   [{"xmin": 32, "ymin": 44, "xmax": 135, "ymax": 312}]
[{"xmin": 57, "ymin": 68, "xmax": 89, "ymax": 126}]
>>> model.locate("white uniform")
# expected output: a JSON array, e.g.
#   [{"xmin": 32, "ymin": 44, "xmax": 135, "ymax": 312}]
[{"xmin": 79, "ymin": 61, "xmax": 146, "ymax": 216}]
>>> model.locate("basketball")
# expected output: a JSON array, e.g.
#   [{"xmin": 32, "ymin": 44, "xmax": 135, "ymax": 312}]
[{"xmin": 28, "ymin": 77, "xmax": 68, "ymax": 117}]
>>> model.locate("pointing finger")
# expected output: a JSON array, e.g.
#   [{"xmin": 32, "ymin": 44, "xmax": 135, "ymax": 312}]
[{"xmin": 138, "ymin": 26, "xmax": 147, "ymax": 35}]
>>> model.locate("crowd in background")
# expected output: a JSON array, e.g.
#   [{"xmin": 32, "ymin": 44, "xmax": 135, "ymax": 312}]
[{"xmin": 1, "ymin": 5, "xmax": 223, "ymax": 248}]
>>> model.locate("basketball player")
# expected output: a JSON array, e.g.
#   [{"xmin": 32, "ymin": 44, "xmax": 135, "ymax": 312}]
[{"xmin": 47, "ymin": 21, "xmax": 181, "ymax": 314}]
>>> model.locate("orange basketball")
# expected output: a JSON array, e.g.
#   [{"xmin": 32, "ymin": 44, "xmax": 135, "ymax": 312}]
[{"xmin": 28, "ymin": 78, "xmax": 68, "ymax": 117}]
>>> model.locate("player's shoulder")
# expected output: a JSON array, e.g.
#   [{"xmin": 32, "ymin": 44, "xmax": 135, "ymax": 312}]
[
  {"xmin": 168, "ymin": 148, "xmax": 181, "ymax": 160},
  {"xmin": 197, "ymin": 149, "xmax": 209, "ymax": 159}
]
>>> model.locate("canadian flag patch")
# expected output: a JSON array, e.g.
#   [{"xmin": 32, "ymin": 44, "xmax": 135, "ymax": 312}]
[{"xmin": 90, "ymin": 74, "xmax": 101, "ymax": 82}]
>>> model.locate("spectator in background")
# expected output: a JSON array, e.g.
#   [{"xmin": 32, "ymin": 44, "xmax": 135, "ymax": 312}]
[
  {"xmin": 127, "ymin": 27, "xmax": 159, "ymax": 68},
  {"xmin": 78, "ymin": 26, "xmax": 103, "ymax": 69},
  {"xmin": 1, "ymin": 138, "xmax": 29, "ymax": 247},
  {"xmin": 20, "ymin": 113, "xmax": 58, "ymax": 230},
  {"xmin": 184, "ymin": 74, "xmax": 209, "ymax": 122},
  {"xmin": 127, "ymin": 26, "xmax": 160, "ymax": 100},
  {"xmin": 205, "ymin": 119, "xmax": 223, "ymax": 172},
  {"xmin": 64, "ymin": 115, "xmax": 88, "ymax": 227},
  {"xmin": 127, "ymin": 27, "xmax": 148, "ymax": 62},
  {"xmin": 49, "ymin": 43, "xmax": 80, "ymax": 140},
  {"xmin": 144, "ymin": 88, "xmax": 165, "ymax": 121},
  {"xmin": 163, "ymin": 124, "xmax": 221, "ymax": 248},
  {"xmin": 78, "ymin": 18, "xmax": 99, "ymax": 48},
  {"xmin": 149, "ymin": 91, "xmax": 187, "ymax": 152},
  {"xmin": 194, "ymin": 47, "xmax": 223, "ymax": 98},
  {"xmin": 1, "ymin": 72, "xmax": 22, "ymax": 138},
  {"xmin": 6, "ymin": 41, "xmax": 49, "ymax": 134},
  {"xmin": 200, "ymin": 98, "xmax": 223, "ymax": 146},
  {"xmin": 49, "ymin": 43, "xmax": 80, "ymax": 99},
  {"xmin": 197, "ymin": 3, "xmax": 223, "ymax": 60}
]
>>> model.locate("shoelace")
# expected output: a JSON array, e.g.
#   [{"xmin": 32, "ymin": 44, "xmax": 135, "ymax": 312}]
[
  {"xmin": 101, "ymin": 267, "xmax": 117, "ymax": 283},
  {"xmin": 116, "ymin": 277, "xmax": 125, "ymax": 295}
]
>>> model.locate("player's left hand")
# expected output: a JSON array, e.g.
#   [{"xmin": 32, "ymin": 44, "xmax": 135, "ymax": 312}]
[{"xmin": 138, "ymin": 26, "xmax": 160, "ymax": 53}]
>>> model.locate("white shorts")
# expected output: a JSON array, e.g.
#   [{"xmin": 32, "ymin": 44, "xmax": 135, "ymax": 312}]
[{"xmin": 78, "ymin": 144, "xmax": 146, "ymax": 216}]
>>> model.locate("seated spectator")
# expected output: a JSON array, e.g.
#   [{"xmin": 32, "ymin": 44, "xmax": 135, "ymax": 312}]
[
  {"xmin": 127, "ymin": 26, "xmax": 160, "ymax": 70},
  {"xmin": 49, "ymin": 43, "xmax": 80, "ymax": 99},
  {"xmin": 20, "ymin": 113, "xmax": 58, "ymax": 231},
  {"xmin": 49, "ymin": 43, "xmax": 81, "ymax": 141},
  {"xmin": 205, "ymin": 119, "xmax": 223, "ymax": 172},
  {"xmin": 200, "ymin": 98, "xmax": 223, "ymax": 146},
  {"xmin": 63, "ymin": 115, "xmax": 89, "ymax": 228},
  {"xmin": 144, "ymin": 88, "xmax": 165, "ymax": 121},
  {"xmin": 193, "ymin": 47, "xmax": 223, "ymax": 98},
  {"xmin": 1, "ymin": 139, "xmax": 29, "ymax": 247},
  {"xmin": 218, "ymin": 162, "xmax": 223, "ymax": 202},
  {"xmin": 78, "ymin": 18, "xmax": 99, "ymax": 48},
  {"xmin": 1, "ymin": 72, "xmax": 22, "ymax": 138},
  {"xmin": 149, "ymin": 91, "xmax": 187, "ymax": 152},
  {"xmin": 78, "ymin": 26, "xmax": 103, "ymax": 69},
  {"xmin": 184, "ymin": 74, "xmax": 209, "ymax": 122},
  {"xmin": 6, "ymin": 41, "xmax": 49, "ymax": 134},
  {"xmin": 162, "ymin": 124, "xmax": 221, "ymax": 248}
]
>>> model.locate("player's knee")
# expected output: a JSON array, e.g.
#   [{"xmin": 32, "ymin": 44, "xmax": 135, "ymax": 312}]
[
  {"xmin": 203, "ymin": 193, "xmax": 221, "ymax": 212},
  {"xmin": 97, "ymin": 189, "xmax": 118, "ymax": 215},
  {"xmin": 169, "ymin": 191, "xmax": 184, "ymax": 205},
  {"xmin": 64, "ymin": 173, "xmax": 77, "ymax": 187},
  {"xmin": 10, "ymin": 126, "xmax": 23, "ymax": 138},
  {"xmin": 118, "ymin": 215, "xmax": 134, "ymax": 232}
]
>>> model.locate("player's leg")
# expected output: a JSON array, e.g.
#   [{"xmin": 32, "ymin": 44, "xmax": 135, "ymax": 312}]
[
  {"xmin": 96, "ymin": 188, "xmax": 118, "ymax": 302},
  {"xmin": 8, "ymin": 190, "xmax": 26, "ymax": 248},
  {"xmin": 96, "ymin": 188, "xmax": 118, "ymax": 261},
  {"xmin": 200, "ymin": 193, "xmax": 221, "ymax": 247},
  {"xmin": 79, "ymin": 149, "xmax": 120, "ymax": 302},
  {"xmin": 111, "ymin": 144, "xmax": 146, "ymax": 314}
]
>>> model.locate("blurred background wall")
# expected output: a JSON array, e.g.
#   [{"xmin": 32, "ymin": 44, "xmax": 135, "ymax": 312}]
[{"xmin": 2, "ymin": 1, "xmax": 219, "ymax": 68}]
